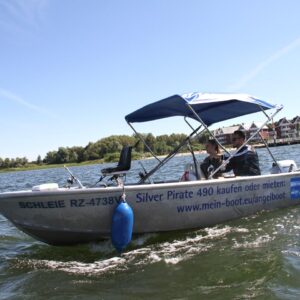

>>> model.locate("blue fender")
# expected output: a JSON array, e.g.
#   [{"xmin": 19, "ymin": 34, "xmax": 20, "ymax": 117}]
[{"xmin": 111, "ymin": 199, "xmax": 134, "ymax": 252}]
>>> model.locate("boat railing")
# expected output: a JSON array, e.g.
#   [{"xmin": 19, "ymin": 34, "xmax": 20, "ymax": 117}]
[
  {"xmin": 135, "ymin": 124, "xmax": 204, "ymax": 184},
  {"xmin": 208, "ymin": 105, "xmax": 283, "ymax": 179},
  {"xmin": 125, "ymin": 94, "xmax": 284, "ymax": 184}
]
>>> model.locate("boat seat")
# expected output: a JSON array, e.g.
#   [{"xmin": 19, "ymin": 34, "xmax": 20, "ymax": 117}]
[{"xmin": 101, "ymin": 146, "xmax": 133, "ymax": 176}]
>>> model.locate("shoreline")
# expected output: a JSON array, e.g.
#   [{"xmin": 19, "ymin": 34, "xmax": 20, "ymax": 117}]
[
  {"xmin": 0, "ymin": 142, "xmax": 294, "ymax": 174},
  {"xmin": 0, "ymin": 152, "xmax": 197, "ymax": 174}
]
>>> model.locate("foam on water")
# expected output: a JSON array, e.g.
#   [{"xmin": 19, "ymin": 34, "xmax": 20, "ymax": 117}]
[
  {"xmin": 233, "ymin": 234, "xmax": 274, "ymax": 249},
  {"xmin": 282, "ymin": 249, "xmax": 300, "ymax": 257},
  {"xmin": 13, "ymin": 225, "xmax": 249, "ymax": 276}
]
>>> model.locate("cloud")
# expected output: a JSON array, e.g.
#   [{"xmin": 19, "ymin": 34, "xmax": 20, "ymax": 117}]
[
  {"xmin": 228, "ymin": 37, "xmax": 300, "ymax": 91},
  {"xmin": 0, "ymin": 0, "xmax": 48, "ymax": 34},
  {"xmin": 0, "ymin": 87, "xmax": 58, "ymax": 119}
]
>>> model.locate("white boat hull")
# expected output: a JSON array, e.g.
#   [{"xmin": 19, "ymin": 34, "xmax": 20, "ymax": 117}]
[{"xmin": 1, "ymin": 172, "xmax": 300, "ymax": 245}]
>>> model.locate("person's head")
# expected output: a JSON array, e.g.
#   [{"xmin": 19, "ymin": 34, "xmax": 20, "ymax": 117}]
[
  {"xmin": 205, "ymin": 139, "xmax": 219, "ymax": 156},
  {"xmin": 232, "ymin": 130, "xmax": 245, "ymax": 148}
]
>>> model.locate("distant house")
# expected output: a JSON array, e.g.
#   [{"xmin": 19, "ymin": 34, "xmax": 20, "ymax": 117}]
[
  {"xmin": 214, "ymin": 122, "xmax": 269, "ymax": 145},
  {"xmin": 214, "ymin": 125, "xmax": 244, "ymax": 145},
  {"xmin": 247, "ymin": 122, "xmax": 269, "ymax": 141},
  {"xmin": 291, "ymin": 116, "xmax": 300, "ymax": 137},
  {"xmin": 275, "ymin": 117, "xmax": 295, "ymax": 138},
  {"xmin": 268, "ymin": 121, "xmax": 277, "ymax": 141},
  {"xmin": 213, "ymin": 115, "xmax": 300, "ymax": 145}
]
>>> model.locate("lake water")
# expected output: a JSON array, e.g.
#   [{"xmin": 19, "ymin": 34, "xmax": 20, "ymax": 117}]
[{"xmin": 1, "ymin": 145, "xmax": 300, "ymax": 299}]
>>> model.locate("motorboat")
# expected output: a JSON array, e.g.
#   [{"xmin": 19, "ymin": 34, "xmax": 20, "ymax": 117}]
[{"xmin": 1, "ymin": 92, "xmax": 300, "ymax": 249}]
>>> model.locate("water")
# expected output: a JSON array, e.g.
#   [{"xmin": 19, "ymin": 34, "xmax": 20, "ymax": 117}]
[{"xmin": 1, "ymin": 145, "xmax": 300, "ymax": 299}]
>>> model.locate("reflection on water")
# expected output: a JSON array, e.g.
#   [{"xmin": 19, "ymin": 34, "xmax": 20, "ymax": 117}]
[{"xmin": 0, "ymin": 144, "xmax": 300, "ymax": 299}]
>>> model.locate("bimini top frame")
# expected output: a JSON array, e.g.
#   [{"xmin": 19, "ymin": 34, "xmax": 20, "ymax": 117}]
[{"xmin": 125, "ymin": 92, "xmax": 283, "ymax": 183}]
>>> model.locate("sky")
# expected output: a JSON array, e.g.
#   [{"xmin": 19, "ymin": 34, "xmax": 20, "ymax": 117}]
[{"xmin": 1, "ymin": 0, "xmax": 300, "ymax": 160}]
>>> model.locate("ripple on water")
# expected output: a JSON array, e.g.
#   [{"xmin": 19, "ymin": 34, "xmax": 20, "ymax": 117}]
[
  {"xmin": 233, "ymin": 234, "xmax": 274, "ymax": 249},
  {"xmin": 8, "ymin": 225, "xmax": 253, "ymax": 277}
]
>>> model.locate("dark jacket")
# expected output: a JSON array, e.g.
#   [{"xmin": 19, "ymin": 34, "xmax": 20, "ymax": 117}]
[
  {"xmin": 224, "ymin": 145, "xmax": 261, "ymax": 176},
  {"xmin": 200, "ymin": 156, "xmax": 223, "ymax": 179}
]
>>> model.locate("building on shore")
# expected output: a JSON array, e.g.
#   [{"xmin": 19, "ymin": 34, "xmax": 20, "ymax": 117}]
[
  {"xmin": 246, "ymin": 122, "xmax": 269, "ymax": 141},
  {"xmin": 275, "ymin": 117, "xmax": 295, "ymax": 139},
  {"xmin": 291, "ymin": 116, "xmax": 300, "ymax": 138},
  {"xmin": 211, "ymin": 115, "xmax": 300, "ymax": 146},
  {"xmin": 214, "ymin": 125, "xmax": 241, "ymax": 145},
  {"xmin": 214, "ymin": 122, "xmax": 269, "ymax": 145}
]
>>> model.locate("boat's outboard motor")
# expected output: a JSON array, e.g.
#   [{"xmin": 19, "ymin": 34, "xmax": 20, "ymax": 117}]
[{"xmin": 270, "ymin": 160, "xmax": 298, "ymax": 174}]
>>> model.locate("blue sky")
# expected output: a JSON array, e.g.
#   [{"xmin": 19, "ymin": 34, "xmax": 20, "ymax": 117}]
[{"xmin": 1, "ymin": 0, "xmax": 300, "ymax": 160}]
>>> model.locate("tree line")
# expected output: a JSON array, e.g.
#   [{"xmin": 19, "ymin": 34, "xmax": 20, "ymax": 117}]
[
  {"xmin": 0, "ymin": 133, "xmax": 208, "ymax": 169},
  {"xmin": 0, "ymin": 157, "xmax": 29, "ymax": 169}
]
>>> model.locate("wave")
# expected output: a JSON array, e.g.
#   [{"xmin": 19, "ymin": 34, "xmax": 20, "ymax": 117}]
[{"xmin": 13, "ymin": 225, "xmax": 250, "ymax": 276}]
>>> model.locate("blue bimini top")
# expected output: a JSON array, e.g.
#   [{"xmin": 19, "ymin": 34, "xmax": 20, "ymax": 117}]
[{"xmin": 125, "ymin": 92, "xmax": 281, "ymax": 126}]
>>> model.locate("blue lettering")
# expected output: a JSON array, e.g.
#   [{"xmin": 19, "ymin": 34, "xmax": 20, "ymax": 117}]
[
  {"xmin": 177, "ymin": 192, "xmax": 286, "ymax": 213},
  {"xmin": 136, "ymin": 192, "xmax": 163, "ymax": 203},
  {"xmin": 70, "ymin": 199, "xmax": 78, "ymax": 207},
  {"xmin": 167, "ymin": 190, "xmax": 193, "ymax": 200},
  {"xmin": 18, "ymin": 200, "xmax": 66, "ymax": 209}
]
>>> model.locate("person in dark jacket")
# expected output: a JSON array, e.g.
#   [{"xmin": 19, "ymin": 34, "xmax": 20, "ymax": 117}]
[
  {"xmin": 200, "ymin": 140, "xmax": 223, "ymax": 179},
  {"xmin": 224, "ymin": 130, "xmax": 261, "ymax": 176}
]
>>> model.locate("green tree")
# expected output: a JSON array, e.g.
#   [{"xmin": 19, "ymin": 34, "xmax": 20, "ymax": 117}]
[
  {"xmin": 56, "ymin": 147, "xmax": 70, "ymax": 163},
  {"xmin": 44, "ymin": 151, "xmax": 58, "ymax": 164},
  {"xmin": 197, "ymin": 131, "xmax": 210, "ymax": 144},
  {"xmin": 155, "ymin": 141, "xmax": 168, "ymax": 155},
  {"xmin": 9, "ymin": 158, "xmax": 16, "ymax": 168},
  {"xmin": 84, "ymin": 142, "xmax": 101, "ymax": 160},
  {"xmin": 144, "ymin": 133, "xmax": 155, "ymax": 152},
  {"xmin": 37, "ymin": 155, "xmax": 42, "ymax": 165},
  {"xmin": 70, "ymin": 146, "xmax": 85, "ymax": 162},
  {"xmin": 3, "ymin": 158, "xmax": 10, "ymax": 168}
]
